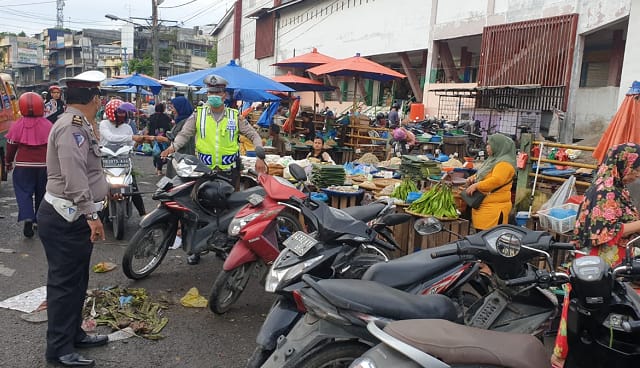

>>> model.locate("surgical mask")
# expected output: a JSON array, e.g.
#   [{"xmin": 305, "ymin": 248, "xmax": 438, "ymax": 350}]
[{"xmin": 208, "ymin": 95, "xmax": 223, "ymax": 108}]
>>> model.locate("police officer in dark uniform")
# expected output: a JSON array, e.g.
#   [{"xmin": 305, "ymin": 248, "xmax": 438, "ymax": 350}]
[{"xmin": 37, "ymin": 70, "xmax": 109, "ymax": 367}]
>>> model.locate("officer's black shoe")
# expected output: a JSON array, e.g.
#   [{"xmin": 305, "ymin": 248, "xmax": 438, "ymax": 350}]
[
  {"xmin": 187, "ymin": 253, "xmax": 201, "ymax": 265},
  {"xmin": 47, "ymin": 352, "xmax": 95, "ymax": 367},
  {"xmin": 23, "ymin": 221, "xmax": 34, "ymax": 238},
  {"xmin": 75, "ymin": 334, "xmax": 108, "ymax": 348}
]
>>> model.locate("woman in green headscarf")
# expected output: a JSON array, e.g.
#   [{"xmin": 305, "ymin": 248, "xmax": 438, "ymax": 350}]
[{"xmin": 464, "ymin": 133, "xmax": 516, "ymax": 230}]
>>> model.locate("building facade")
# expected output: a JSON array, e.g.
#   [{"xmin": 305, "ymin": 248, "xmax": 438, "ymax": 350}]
[{"xmin": 216, "ymin": 0, "xmax": 637, "ymax": 143}]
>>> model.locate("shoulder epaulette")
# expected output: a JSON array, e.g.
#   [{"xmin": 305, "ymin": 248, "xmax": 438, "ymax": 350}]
[{"xmin": 71, "ymin": 115, "xmax": 84, "ymax": 126}]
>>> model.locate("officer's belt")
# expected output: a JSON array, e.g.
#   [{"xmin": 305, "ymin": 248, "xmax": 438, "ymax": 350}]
[{"xmin": 44, "ymin": 192, "xmax": 105, "ymax": 223}]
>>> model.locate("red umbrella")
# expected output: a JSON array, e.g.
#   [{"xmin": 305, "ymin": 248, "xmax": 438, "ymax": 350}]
[
  {"xmin": 307, "ymin": 53, "xmax": 405, "ymax": 83},
  {"xmin": 593, "ymin": 83, "xmax": 640, "ymax": 163},
  {"xmin": 273, "ymin": 72, "xmax": 336, "ymax": 92},
  {"xmin": 272, "ymin": 47, "xmax": 338, "ymax": 69}
]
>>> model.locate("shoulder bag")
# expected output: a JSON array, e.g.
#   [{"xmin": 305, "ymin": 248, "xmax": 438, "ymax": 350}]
[{"xmin": 460, "ymin": 178, "xmax": 513, "ymax": 209}]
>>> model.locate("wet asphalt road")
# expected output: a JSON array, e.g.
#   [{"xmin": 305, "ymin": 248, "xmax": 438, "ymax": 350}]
[{"xmin": 0, "ymin": 155, "xmax": 274, "ymax": 368}]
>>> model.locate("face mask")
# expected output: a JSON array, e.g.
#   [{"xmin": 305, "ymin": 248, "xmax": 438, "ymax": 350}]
[{"xmin": 208, "ymin": 95, "xmax": 223, "ymax": 108}]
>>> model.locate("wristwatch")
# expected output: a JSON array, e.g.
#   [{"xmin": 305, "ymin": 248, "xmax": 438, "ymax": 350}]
[{"xmin": 85, "ymin": 212, "xmax": 100, "ymax": 221}]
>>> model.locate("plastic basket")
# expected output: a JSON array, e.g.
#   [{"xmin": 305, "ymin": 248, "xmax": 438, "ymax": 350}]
[{"xmin": 537, "ymin": 203, "xmax": 579, "ymax": 233}]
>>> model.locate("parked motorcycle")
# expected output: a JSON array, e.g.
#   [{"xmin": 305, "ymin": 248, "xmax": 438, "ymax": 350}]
[
  {"xmin": 100, "ymin": 142, "xmax": 135, "ymax": 240},
  {"xmin": 247, "ymin": 190, "xmax": 410, "ymax": 367},
  {"xmin": 352, "ymin": 234, "xmax": 640, "ymax": 368},
  {"xmin": 121, "ymin": 152, "xmax": 264, "ymax": 279},
  {"xmin": 260, "ymin": 220, "xmax": 574, "ymax": 368}
]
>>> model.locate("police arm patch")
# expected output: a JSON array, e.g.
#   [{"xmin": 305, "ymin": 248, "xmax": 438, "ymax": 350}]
[{"xmin": 72, "ymin": 132, "xmax": 85, "ymax": 147}]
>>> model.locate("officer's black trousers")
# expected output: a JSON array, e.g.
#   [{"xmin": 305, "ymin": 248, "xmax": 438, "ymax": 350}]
[{"xmin": 37, "ymin": 201, "xmax": 92, "ymax": 359}]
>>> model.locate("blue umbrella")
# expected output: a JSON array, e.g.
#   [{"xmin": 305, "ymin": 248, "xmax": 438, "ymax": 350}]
[
  {"xmin": 167, "ymin": 60, "xmax": 294, "ymax": 92},
  {"xmin": 106, "ymin": 73, "xmax": 163, "ymax": 95},
  {"xmin": 118, "ymin": 86, "xmax": 153, "ymax": 95},
  {"xmin": 195, "ymin": 87, "xmax": 281, "ymax": 103}
]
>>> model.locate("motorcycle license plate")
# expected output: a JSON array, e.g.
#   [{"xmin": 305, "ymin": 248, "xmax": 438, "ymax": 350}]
[{"xmin": 283, "ymin": 231, "xmax": 318, "ymax": 257}]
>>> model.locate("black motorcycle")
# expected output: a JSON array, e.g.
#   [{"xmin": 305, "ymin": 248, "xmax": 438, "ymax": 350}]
[
  {"xmin": 352, "ymin": 234, "xmax": 640, "ymax": 368},
  {"xmin": 121, "ymin": 152, "xmax": 265, "ymax": 279},
  {"xmin": 260, "ymin": 221, "xmax": 573, "ymax": 368}
]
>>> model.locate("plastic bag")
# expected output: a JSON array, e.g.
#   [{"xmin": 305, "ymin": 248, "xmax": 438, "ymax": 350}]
[
  {"xmin": 539, "ymin": 176, "xmax": 576, "ymax": 212},
  {"xmin": 152, "ymin": 141, "xmax": 162, "ymax": 157},
  {"xmin": 179, "ymin": 287, "xmax": 208, "ymax": 308}
]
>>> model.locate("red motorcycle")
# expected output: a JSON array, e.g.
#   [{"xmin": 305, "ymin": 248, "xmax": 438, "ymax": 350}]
[{"xmin": 208, "ymin": 163, "xmax": 308, "ymax": 314}]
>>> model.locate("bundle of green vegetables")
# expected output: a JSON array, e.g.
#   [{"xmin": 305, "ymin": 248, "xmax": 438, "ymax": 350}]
[
  {"xmin": 391, "ymin": 179, "xmax": 419, "ymax": 202},
  {"xmin": 407, "ymin": 183, "xmax": 458, "ymax": 219}
]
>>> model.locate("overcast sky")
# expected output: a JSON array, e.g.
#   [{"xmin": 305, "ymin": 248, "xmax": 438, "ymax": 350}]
[{"xmin": 2, "ymin": 0, "xmax": 234, "ymax": 36}]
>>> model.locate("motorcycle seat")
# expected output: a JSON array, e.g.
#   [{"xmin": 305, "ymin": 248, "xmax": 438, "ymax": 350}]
[
  {"xmin": 340, "ymin": 202, "xmax": 386, "ymax": 222},
  {"xmin": 361, "ymin": 243, "xmax": 462, "ymax": 288},
  {"xmin": 227, "ymin": 186, "xmax": 266, "ymax": 208},
  {"xmin": 303, "ymin": 276, "xmax": 458, "ymax": 322},
  {"xmin": 383, "ymin": 319, "xmax": 547, "ymax": 368}
]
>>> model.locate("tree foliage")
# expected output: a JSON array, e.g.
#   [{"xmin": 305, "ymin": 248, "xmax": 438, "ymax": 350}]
[
  {"xmin": 206, "ymin": 41, "xmax": 218, "ymax": 67},
  {"xmin": 129, "ymin": 57, "xmax": 154, "ymax": 75}
]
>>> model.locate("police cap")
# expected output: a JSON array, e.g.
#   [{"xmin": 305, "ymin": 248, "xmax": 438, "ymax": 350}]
[
  {"xmin": 60, "ymin": 70, "xmax": 106, "ymax": 89},
  {"xmin": 203, "ymin": 74, "xmax": 228, "ymax": 93}
]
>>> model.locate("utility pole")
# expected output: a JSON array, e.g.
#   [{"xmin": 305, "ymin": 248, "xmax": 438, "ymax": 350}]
[
  {"xmin": 56, "ymin": 0, "xmax": 65, "ymax": 29},
  {"xmin": 152, "ymin": 0, "xmax": 160, "ymax": 78}
]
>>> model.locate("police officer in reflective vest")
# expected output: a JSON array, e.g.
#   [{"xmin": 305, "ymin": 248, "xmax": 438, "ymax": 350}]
[
  {"xmin": 37, "ymin": 71, "xmax": 109, "ymax": 367},
  {"xmin": 161, "ymin": 74, "xmax": 267, "ymax": 264}
]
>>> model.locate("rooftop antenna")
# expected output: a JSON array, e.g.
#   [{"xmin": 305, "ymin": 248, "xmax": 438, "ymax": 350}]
[{"xmin": 56, "ymin": 0, "xmax": 65, "ymax": 29}]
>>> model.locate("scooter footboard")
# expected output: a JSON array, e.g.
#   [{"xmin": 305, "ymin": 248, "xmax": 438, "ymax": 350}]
[
  {"xmin": 261, "ymin": 316, "xmax": 368, "ymax": 368},
  {"xmin": 256, "ymin": 297, "xmax": 302, "ymax": 351}
]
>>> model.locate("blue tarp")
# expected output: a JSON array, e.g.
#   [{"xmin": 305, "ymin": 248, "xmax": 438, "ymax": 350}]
[{"xmin": 257, "ymin": 101, "xmax": 280, "ymax": 128}]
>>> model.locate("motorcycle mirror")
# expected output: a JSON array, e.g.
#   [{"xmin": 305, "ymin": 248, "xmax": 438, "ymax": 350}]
[
  {"xmin": 288, "ymin": 163, "xmax": 307, "ymax": 182},
  {"xmin": 414, "ymin": 217, "xmax": 442, "ymax": 235},
  {"xmin": 496, "ymin": 233, "xmax": 522, "ymax": 258},
  {"xmin": 255, "ymin": 146, "xmax": 266, "ymax": 160}
]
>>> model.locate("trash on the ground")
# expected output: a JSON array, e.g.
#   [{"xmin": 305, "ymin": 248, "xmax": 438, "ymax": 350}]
[
  {"xmin": 119, "ymin": 295, "xmax": 133, "ymax": 307},
  {"xmin": 0, "ymin": 264, "xmax": 16, "ymax": 277},
  {"xmin": 83, "ymin": 287, "xmax": 168, "ymax": 340},
  {"xmin": 107, "ymin": 327, "xmax": 137, "ymax": 342},
  {"xmin": 170, "ymin": 236, "xmax": 182, "ymax": 249},
  {"xmin": 92, "ymin": 261, "xmax": 117, "ymax": 273},
  {"xmin": 180, "ymin": 287, "xmax": 208, "ymax": 308},
  {"xmin": 0, "ymin": 285, "xmax": 46, "ymax": 313},
  {"xmin": 20, "ymin": 309, "xmax": 47, "ymax": 323},
  {"xmin": 81, "ymin": 317, "xmax": 97, "ymax": 332},
  {"xmin": 0, "ymin": 248, "xmax": 16, "ymax": 254}
]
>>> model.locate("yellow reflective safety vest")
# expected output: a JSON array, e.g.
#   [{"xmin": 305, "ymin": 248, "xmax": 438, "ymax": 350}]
[{"xmin": 194, "ymin": 106, "xmax": 240, "ymax": 170}]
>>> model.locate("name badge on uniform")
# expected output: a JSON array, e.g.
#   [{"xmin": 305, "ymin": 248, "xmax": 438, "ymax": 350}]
[{"xmin": 227, "ymin": 115, "xmax": 236, "ymax": 140}]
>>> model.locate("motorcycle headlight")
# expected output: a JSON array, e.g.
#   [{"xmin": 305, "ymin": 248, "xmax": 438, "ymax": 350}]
[
  {"xmin": 175, "ymin": 161, "xmax": 203, "ymax": 178},
  {"xmin": 265, "ymin": 254, "xmax": 324, "ymax": 293},
  {"xmin": 228, "ymin": 212, "xmax": 263, "ymax": 236},
  {"xmin": 349, "ymin": 358, "xmax": 377, "ymax": 368},
  {"xmin": 106, "ymin": 175, "xmax": 127, "ymax": 187}
]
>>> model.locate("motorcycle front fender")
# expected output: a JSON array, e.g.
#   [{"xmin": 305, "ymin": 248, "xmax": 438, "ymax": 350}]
[
  {"xmin": 139, "ymin": 206, "xmax": 174, "ymax": 228},
  {"xmin": 223, "ymin": 239, "xmax": 258, "ymax": 271},
  {"xmin": 261, "ymin": 316, "xmax": 366, "ymax": 368},
  {"xmin": 356, "ymin": 344, "xmax": 423, "ymax": 368},
  {"xmin": 256, "ymin": 297, "xmax": 302, "ymax": 350}
]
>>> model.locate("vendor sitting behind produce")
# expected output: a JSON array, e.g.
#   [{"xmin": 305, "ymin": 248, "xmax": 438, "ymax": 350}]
[
  {"xmin": 307, "ymin": 137, "xmax": 335, "ymax": 164},
  {"xmin": 301, "ymin": 112, "xmax": 316, "ymax": 141}
]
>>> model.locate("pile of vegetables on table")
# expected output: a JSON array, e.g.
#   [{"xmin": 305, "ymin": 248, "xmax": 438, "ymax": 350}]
[
  {"xmin": 390, "ymin": 179, "xmax": 419, "ymax": 202},
  {"xmin": 407, "ymin": 183, "xmax": 459, "ymax": 219}
]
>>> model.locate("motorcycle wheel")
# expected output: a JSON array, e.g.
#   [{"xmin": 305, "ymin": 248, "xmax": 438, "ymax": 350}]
[
  {"xmin": 274, "ymin": 212, "xmax": 303, "ymax": 249},
  {"xmin": 285, "ymin": 342, "xmax": 369, "ymax": 368},
  {"xmin": 246, "ymin": 346, "xmax": 272, "ymax": 368},
  {"xmin": 209, "ymin": 262, "xmax": 253, "ymax": 314},
  {"xmin": 122, "ymin": 222, "xmax": 174, "ymax": 280},
  {"xmin": 113, "ymin": 201, "xmax": 126, "ymax": 240}
]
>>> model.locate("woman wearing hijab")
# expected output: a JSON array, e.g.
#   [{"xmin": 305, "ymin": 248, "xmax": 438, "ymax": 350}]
[
  {"xmin": 464, "ymin": 133, "xmax": 516, "ymax": 231},
  {"xmin": 166, "ymin": 95, "xmax": 194, "ymax": 178},
  {"xmin": 552, "ymin": 143, "xmax": 640, "ymax": 367},
  {"xmin": 4, "ymin": 92, "xmax": 53, "ymax": 237}
]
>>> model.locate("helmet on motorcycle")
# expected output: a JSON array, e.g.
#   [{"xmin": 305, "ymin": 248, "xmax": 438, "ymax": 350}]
[
  {"xmin": 104, "ymin": 99, "xmax": 127, "ymax": 123},
  {"xmin": 197, "ymin": 180, "xmax": 235, "ymax": 209},
  {"xmin": 19, "ymin": 92, "xmax": 45, "ymax": 117}
]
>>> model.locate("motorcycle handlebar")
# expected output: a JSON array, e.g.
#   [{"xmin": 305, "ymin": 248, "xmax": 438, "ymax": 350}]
[
  {"xmin": 551, "ymin": 242, "xmax": 575, "ymax": 251},
  {"xmin": 504, "ymin": 274, "xmax": 538, "ymax": 287},
  {"xmin": 430, "ymin": 248, "xmax": 458, "ymax": 259},
  {"xmin": 504, "ymin": 271, "xmax": 569, "ymax": 287}
]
